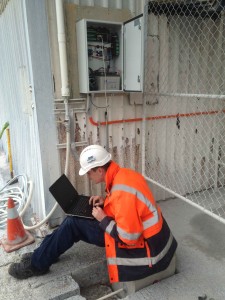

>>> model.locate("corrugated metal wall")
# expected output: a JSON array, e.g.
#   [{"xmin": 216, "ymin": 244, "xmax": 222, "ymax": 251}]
[
  {"xmin": 0, "ymin": 0, "xmax": 44, "ymax": 211},
  {"xmin": 0, "ymin": 0, "xmax": 61, "ymax": 222}
]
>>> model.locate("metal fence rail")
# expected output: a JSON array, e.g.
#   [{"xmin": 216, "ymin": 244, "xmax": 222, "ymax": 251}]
[{"xmin": 143, "ymin": 0, "xmax": 225, "ymax": 224}]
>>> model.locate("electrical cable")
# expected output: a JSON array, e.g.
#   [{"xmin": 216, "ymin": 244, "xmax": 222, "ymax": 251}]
[
  {"xmin": 89, "ymin": 35, "xmax": 109, "ymax": 109},
  {"xmin": 0, "ymin": 142, "xmax": 67, "ymax": 231},
  {"xmin": 0, "ymin": 99, "xmax": 70, "ymax": 231},
  {"xmin": 89, "ymin": 94, "xmax": 109, "ymax": 109},
  {"xmin": 0, "ymin": 171, "xmax": 58, "ymax": 231},
  {"xmin": 0, "ymin": 174, "xmax": 29, "ymax": 228},
  {"xmin": 100, "ymin": 36, "xmax": 108, "ymax": 103}
]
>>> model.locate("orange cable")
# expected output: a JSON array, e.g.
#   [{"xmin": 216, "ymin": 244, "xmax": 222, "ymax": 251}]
[{"xmin": 89, "ymin": 109, "xmax": 225, "ymax": 126}]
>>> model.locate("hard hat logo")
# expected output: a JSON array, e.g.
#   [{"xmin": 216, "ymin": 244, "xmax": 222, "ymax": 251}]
[
  {"xmin": 79, "ymin": 145, "xmax": 112, "ymax": 176},
  {"xmin": 87, "ymin": 156, "xmax": 96, "ymax": 164}
]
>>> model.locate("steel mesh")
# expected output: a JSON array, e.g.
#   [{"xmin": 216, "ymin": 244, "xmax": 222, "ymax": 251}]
[{"xmin": 143, "ymin": 0, "xmax": 225, "ymax": 222}]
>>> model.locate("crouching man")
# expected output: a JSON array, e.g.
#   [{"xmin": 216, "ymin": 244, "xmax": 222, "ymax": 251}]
[{"xmin": 9, "ymin": 145, "xmax": 177, "ymax": 288}]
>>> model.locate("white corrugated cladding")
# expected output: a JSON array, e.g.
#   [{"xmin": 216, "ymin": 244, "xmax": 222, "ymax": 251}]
[
  {"xmin": 0, "ymin": 0, "xmax": 61, "ymax": 222},
  {"xmin": 0, "ymin": 0, "xmax": 44, "ymax": 214},
  {"xmin": 70, "ymin": 0, "xmax": 142, "ymax": 15}
]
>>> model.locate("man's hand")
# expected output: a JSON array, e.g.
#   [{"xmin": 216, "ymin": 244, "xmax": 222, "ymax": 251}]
[
  {"xmin": 92, "ymin": 206, "xmax": 106, "ymax": 222},
  {"xmin": 89, "ymin": 195, "xmax": 104, "ymax": 207}
]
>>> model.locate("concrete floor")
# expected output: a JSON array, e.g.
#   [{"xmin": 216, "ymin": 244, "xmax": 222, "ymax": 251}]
[
  {"xmin": 130, "ymin": 198, "xmax": 225, "ymax": 300},
  {"xmin": 1, "ymin": 150, "xmax": 225, "ymax": 300}
]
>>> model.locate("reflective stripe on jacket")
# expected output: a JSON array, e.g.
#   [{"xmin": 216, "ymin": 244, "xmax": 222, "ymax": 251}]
[{"xmin": 99, "ymin": 161, "xmax": 177, "ymax": 283}]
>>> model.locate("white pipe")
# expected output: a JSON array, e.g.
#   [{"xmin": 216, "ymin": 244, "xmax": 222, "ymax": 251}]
[
  {"xmin": 141, "ymin": 1, "xmax": 147, "ymax": 175},
  {"xmin": 55, "ymin": 0, "xmax": 70, "ymax": 176},
  {"xmin": 64, "ymin": 99, "xmax": 70, "ymax": 176},
  {"xmin": 142, "ymin": 99, "xmax": 147, "ymax": 176},
  {"xmin": 19, "ymin": 181, "xmax": 33, "ymax": 217},
  {"xmin": 19, "ymin": 179, "xmax": 59, "ymax": 231},
  {"xmin": 54, "ymin": 98, "xmax": 86, "ymax": 102},
  {"xmin": 149, "ymin": 92, "xmax": 225, "ymax": 100},
  {"xmin": 55, "ymin": 0, "xmax": 70, "ymax": 97},
  {"xmin": 23, "ymin": 203, "xmax": 59, "ymax": 230}
]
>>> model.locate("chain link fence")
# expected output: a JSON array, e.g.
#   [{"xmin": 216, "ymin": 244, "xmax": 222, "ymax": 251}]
[{"xmin": 143, "ymin": 0, "xmax": 225, "ymax": 224}]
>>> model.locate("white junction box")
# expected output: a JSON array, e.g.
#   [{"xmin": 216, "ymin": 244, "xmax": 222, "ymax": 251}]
[
  {"xmin": 95, "ymin": 75, "xmax": 120, "ymax": 90},
  {"xmin": 76, "ymin": 16, "xmax": 144, "ymax": 93}
]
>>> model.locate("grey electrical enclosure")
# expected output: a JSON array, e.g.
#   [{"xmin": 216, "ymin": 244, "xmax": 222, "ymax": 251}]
[
  {"xmin": 76, "ymin": 15, "xmax": 143, "ymax": 94},
  {"xmin": 124, "ymin": 16, "xmax": 143, "ymax": 92}
]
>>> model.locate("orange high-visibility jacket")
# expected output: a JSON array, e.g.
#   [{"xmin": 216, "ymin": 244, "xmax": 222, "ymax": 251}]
[{"xmin": 99, "ymin": 161, "xmax": 177, "ymax": 283}]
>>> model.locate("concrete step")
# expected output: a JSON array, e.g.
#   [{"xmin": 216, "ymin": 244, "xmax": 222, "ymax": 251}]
[{"xmin": 32, "ymin": 274, "xmax": 80, "ymax": 300}]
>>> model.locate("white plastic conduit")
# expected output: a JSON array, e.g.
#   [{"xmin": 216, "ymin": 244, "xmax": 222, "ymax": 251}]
[
  {"xmin": 55, "ymin": 0, "xmax": 71, "ymax": 176},
  {"xmin": 55, "ymin": 0, "xmax": 70, "ymax": 98}
]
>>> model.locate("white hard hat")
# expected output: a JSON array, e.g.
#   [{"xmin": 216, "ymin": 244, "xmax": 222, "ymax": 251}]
[{"xmin": 79, "ymin": 145, "xmax": 112, "ymax": 176}]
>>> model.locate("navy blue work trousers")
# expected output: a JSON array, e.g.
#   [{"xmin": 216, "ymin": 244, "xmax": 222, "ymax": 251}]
[{"xmin": 31, "ymin": 216, "xmax": 105, "ymax": 270}]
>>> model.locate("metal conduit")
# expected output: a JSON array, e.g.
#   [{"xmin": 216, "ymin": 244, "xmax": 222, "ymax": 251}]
[{"xmin": 150, "ymin": 92, "xmax": 225, "ymax": 100}]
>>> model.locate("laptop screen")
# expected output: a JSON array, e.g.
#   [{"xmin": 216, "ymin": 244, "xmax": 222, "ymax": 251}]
[{"xmin": 49, "ymin": 174, "xmax": 79, "ymax": 212}]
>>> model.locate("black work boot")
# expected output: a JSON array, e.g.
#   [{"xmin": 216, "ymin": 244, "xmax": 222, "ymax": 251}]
[
  {"xmin": 20, "ymin": 252, "xmax": 33, "ymax": 262},
  {"xmin": 8, "ymin": 255, "xmax": 49, "ymax": 280},
  {"xmin": 21, "ymin": 251, "xmax": 58, "ymax": 264}
]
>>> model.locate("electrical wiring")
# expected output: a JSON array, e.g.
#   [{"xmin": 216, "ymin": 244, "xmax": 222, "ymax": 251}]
[
  {"xmin": 0, "ymin": 174, "xmax": 29, "ymax": 228},
  {"xmin": 0, "ymin": 172, "xmax": 59, "ymax": 231},
  {"xmin": 89, "ymin": 36, "xmax": 110, "ymax": 109},
  {"xmin": 89, "ymin": 94, "xmax": 109, "ymax": 109}
]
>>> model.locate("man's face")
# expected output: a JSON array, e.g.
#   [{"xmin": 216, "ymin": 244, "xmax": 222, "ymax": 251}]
[{"xmin": 87, "ymin": 167, "xmax": 104, "ymax": 184}]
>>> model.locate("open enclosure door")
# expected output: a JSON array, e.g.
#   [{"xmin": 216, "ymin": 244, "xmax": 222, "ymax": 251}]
[{"xmin": 123, "ymin": 15, "xmax": 143, "ymax": 92}]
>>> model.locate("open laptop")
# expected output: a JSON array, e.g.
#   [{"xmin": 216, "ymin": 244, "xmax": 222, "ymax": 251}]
[{"xmin": 49, "ymin": 174, "xmax": 94, "ymax": 219}]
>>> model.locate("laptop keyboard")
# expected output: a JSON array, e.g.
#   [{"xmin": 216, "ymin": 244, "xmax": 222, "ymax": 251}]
[{"xmin": 68, "ymin": 196, "xmax": 93, "ymax": 217}]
